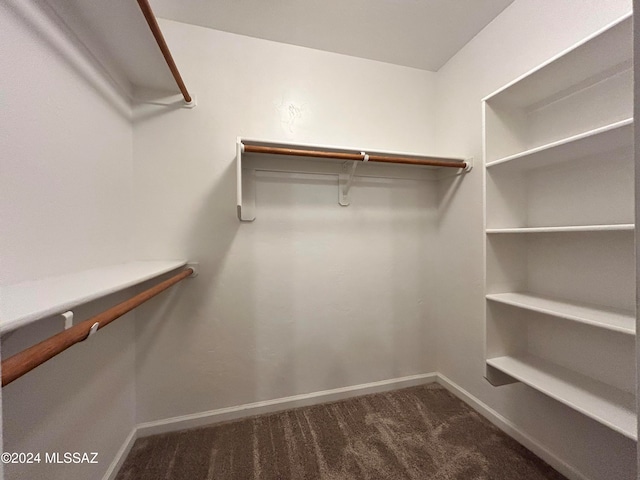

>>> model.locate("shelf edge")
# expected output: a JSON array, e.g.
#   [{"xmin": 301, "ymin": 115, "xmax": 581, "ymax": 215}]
[
  {"xmin": 486, "ymin": 224, "xmax": 635, "ymax": 234},
  {"xmin": 0, "ymin": 260, "xmax": 188, "ymax": 334},
  {"xmin": 481, "ymin": 13, "xmax": 633, "ymax": 103},
  {"xmin": 486, "ymin": 356, "xmax": 637, "ymax": 440},
  {"xmin": 486, "ymin": 118, "xmax": 633, "ymax": 169},
  {"xmin": 486, "ymin": 294, "xmax": 635, "ymax": 335}
]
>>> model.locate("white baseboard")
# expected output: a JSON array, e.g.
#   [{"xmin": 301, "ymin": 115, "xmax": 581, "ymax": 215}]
[
  {"xmin": 102, "ymin": 428, "xmax": 137, "ymax": 480},
  {"xmin": 436, "ymin": 374, "xmax": 587, "ymax": 480},
  {"xmin": 136, "ymin": 372, "xmax": 437, "ymax": 438}
]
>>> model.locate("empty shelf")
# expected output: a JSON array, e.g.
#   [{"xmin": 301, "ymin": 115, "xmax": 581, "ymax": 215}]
[
  {"xmin": 487, "ymin": 354, "xmax": 636, "ymax": 439},
  {"xmin": 486, "ymin": 224, "xmax": 634, "ymax": 234},
  {"xmin": 43, "ymin": 0, "xmax": 185, "ymax": 95},
  {"xmin": 486, "ymin": 119, "xmax": 633, "ymax": 170},
  {"xmin": 483, "ymin": 16, "xmax": 631, "ymax": 108},
  {"xmin": 0, "ymin": 261, "xmax": 187, "ymax": 333},
  {"xmin": 486, "ymin": 292, "xmax": 635, "ymax": 335}
]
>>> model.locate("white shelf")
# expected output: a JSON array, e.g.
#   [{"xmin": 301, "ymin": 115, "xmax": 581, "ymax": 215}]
[
  {"xmin": 237, "ymin": 137, "xmax": 469, "ymax": 221},
  {"xmin": 486, "ymin": 355, "xmax": 636, "ymax": 439},
  {"xmin": 486, "ymin": 292, "xmax": 635, "ymax": 335},
  {"xmin": 486, "ymin": 224, "xmax": 634, "ymax": 234},
  {"xmin": 483, "ymin": 15, "xmax": 632, "ymax": 108},
  {"xmin": 0, "ymin": 261, "xmax": 187, "ymax": 334},
  {"xmin": 44, "ymin": 0, "xmax": 179, "ymax": 95},
  {"xmin": 486, "ymin": 119, "xmax": 633, "ymax": 170}
]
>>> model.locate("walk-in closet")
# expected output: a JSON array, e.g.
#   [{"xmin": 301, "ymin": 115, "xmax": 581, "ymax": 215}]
[{"xmin": 1, "ymin": 1, "xmax": 638, "ymax": 479}]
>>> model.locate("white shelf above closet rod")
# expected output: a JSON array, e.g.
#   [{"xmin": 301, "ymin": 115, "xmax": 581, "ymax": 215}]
[
  {"xmin": 2, "ymin": 264, "xmax": 197, "ymax": 387},
  {"xmin": 243, "ymin": 144, "xmax": 470, "ymax": 169},
  {"xmin": 0, "ymin": 261, "xmax": 194, "ymax": 334},
  {"xmin": 236, "ymin": 138, "xmax": 471, "ymax": 221},
  {"xmin": 39, "ymin": 0, "xmax": 196, "ymax": 107}
]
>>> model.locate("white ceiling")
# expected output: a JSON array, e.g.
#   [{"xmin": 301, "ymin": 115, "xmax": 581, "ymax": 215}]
[{"xmin": 150, "ymin": 0, "xmax": 515, "ymax": 72}]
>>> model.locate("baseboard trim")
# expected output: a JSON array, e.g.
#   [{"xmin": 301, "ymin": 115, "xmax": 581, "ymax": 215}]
[
  {"xmin": 102, "ymin": 428, "xmax": 137, "ymax": 480},
  {"xmin": 435, "ymin": 374, "xmax": 587, "ymax": 480},
  {"xmin": 137, "ymin": 372, "xmax": 437, "ymax": 438}
]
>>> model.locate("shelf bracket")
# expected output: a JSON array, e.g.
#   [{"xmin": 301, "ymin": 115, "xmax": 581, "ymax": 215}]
[
  {"xmin": 237, "ymin": 139, "xmax": 256, "ymax": 222},
  {"xmin": 61, "ymin": 311, "xmax": 74, "ymax": 330},
  {"xmin": 339, "ymin": 152, "xmax": 367, "ymax": 206}
]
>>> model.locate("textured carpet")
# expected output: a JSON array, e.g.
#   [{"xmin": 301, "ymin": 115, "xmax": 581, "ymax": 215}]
[{"xmin": 116, "ymin": 384, "xmax": 566, "ymax": 480}]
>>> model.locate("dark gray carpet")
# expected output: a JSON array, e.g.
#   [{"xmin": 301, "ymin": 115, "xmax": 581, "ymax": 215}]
[{"xmin": 116, "ymin": 384, "xmax": 566, "ymax": 480}]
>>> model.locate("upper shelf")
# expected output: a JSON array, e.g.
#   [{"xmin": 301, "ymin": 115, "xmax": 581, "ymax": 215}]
[
  {"xmin": 43, "ymin": 0, "xmax": 192, "ymax": 103},
  {"xmin": 237, "ymin": 138, "xmax": 471, "ymax": 222},
  {"xmin": 486, "ymin": 119, "xmax": 633, "ymax": 171},
  {"xmin": 0, "ymin": 261, "xmax": 187, "ymax": 334},
  {"xmin": 482, "ymin": 14, "xmax": 632, "ymax": 163},
  {"xmin": 486, "ymin": 292, "xmax": 635, "ymax": 335},
  {"xmin": 240, "ymin": 139, "xmax": 470, "ymax": 169},
  {"xmin": 483, "ymin": 14, "xmax": 632, "ymax": 108}
]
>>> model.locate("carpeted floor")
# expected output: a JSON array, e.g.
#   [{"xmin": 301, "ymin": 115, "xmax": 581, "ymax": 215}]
[{"xmin": 116, "ymin": 384, "xmax": 567, "ymax": 480}]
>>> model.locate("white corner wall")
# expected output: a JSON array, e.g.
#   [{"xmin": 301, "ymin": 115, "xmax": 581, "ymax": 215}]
[
  {"xmin": 0, "ymin": 2, "xmax": 136, "ymax": 479},
  {"xmin": 132, "ymin": 20, "xmax": 442, "ymax": 424},
  {"xmin": 434, "ymin": 1, "xmax": 636, "ymax": 480}
]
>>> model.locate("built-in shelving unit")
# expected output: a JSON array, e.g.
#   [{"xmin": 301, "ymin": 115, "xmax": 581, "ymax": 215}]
[
  {"xmin": 483, "ymin": 13, "xmax": 636, "ymax": 439},
  {"xmin": 0, "ymin": 261, "xmax": 187, "ymax": 334}
]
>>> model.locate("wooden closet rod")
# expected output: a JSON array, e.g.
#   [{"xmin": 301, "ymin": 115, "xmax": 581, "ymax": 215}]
[
  {"xmin": 1, "ymin": 268, "xmax": 193, "ymax": 387},
  {"xmin": 243, "ymin": 145, "xmax": 468, "ymax": 169},
  {"xmin": 136, "ymin": 0, "xmax": 192, "ymax": 104}
]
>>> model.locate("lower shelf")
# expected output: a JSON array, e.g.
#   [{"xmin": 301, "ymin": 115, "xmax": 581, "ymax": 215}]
[{"xmin": 486, "ymin": 354, "xmax": 636, "ymax": 440}]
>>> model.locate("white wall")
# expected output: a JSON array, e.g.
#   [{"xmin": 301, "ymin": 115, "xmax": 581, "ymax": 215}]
[
  {"xmin": 634, "ymin": 0, "xmax": 640, "ymax": 467},
  {"xmin": 434, "ymin": 1, "xmax": 635, "ymax": 480},
  {"xmin": 0, "ymin": 2, "xmax": 136, "ymax": 479},
  {"xmin": 132, "ymin": 20, "xmax": 443, "ymax": 423}
]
